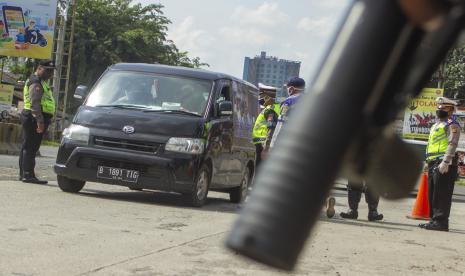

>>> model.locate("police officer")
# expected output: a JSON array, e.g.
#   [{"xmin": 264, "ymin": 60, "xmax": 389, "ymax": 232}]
[
  {"xmin": 252, "ymin": 83, "xmax": 280, "ymax": 168},
  {"xmin": 19, "ymin": 59, "xmax": 56, "ymax": 184},
  {"xmin": 264, "ymin": 77, "xmax": 337, "ymax": 218},
  {"xmin": 340, "ymin": 181, "xmax": 384, "ymax": 221},
  {"xmin": 420, "ymin": 96, "xmax": 460, "ymax": 232},
  {"xmin": 267, "ymin": 77, "xmax": 305, "ymax": 150}
]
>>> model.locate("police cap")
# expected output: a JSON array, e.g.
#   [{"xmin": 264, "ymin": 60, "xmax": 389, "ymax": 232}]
[
  {"xmin": 258, "ymin": 83, "xmax": 277, "ymax": 98},
  {"xmin": 436, "ymin": 96, "xmax": 458, "ymax": 107},
  {"xmin": 286, "ymin": 77, "xmax": 306, "ymax": 89},
  {"xmin": 39, "ymin": 59, "xmax": 55, "ymax": 69}
]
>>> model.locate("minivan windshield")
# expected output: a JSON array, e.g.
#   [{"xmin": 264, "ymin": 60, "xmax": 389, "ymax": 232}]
[{"xmin": 86, "ymin": 70, "xmax": 212, "ymax": 115}]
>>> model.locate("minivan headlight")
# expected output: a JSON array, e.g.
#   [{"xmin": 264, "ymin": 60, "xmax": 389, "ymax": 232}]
[
  {"xmin": 62, "ymin": 124, "xmax": 90, "ymax": 145},
  {"xmin": 165, "ymin": 138, "xmax": 205, "ymax": 154}
]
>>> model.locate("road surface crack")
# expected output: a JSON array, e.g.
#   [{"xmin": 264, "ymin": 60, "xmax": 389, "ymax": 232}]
[{"xmin": 75, "ymin": 230, "xmax": 228, "ymax": 275}]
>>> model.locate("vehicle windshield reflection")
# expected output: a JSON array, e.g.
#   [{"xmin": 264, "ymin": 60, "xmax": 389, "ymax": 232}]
[{"xmin": 87, "ymin": 71, "xmax": 212, "ymax": 116}]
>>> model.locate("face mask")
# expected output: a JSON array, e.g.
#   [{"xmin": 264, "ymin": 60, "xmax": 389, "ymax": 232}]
[
  {"xmin": 258, "ymin": 98, "xmax": 265, "ymax": 106},
  {"xmin": 436, "ymin": 110, "xmax": 449, "ymax": 119}
]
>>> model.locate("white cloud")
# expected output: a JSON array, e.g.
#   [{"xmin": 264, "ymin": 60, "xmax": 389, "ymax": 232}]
[
  {"xmin": 219, "ymin": 27, "xmax": 273, "ymax": 47},
  {"xmin": 297, "ymin": 17, "xmax": 335, "ymax": 36},
  {"xmin": 158, "ymin": 0, "xmax": 350, "ymax": 79},
  {"xmin": 168, "ymin": 16, "xmax": 216, "ymax": 59},
  {"xmin": 319, "ymin": 0, "xmax": 350, "ymax": 9},
  {"xmin": 231, "ymin": 2, "xmax": 289, "ymax": 27}
]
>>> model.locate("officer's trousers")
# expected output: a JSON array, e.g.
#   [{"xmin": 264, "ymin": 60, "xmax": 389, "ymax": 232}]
[
  {"xmin": 19, "ymin": 110, "xmax": 51, "ymax": 178},
  {"xmin": 428, "ymin": 160, "xmax": 457, "ymax": 225},
  {"xmin": 347, "ymin": 181, "xmax": 380, "ymax": 211},
  {"xmin": 255, "ymin": 143, "xmax": 263, "ymax": 168}
]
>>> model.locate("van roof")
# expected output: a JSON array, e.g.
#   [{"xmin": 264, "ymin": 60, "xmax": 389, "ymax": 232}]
[{"xmin": 110, "ymin": 63, "xmax": 257, "ymax": 90}]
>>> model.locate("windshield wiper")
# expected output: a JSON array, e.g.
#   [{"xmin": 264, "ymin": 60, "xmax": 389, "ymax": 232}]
[
  {"xmin": 95, "ymin": 104, "xmax": 149, "ymax": 110},
  {"xmin": 143, "ymin": 109, "xmax": 202, "ymax": 117}
]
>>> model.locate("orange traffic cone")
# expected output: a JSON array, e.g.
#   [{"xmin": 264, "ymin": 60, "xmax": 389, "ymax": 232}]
[{"xmin": 407, "ymin": 172, "xmax": 430, "ymax": 220}]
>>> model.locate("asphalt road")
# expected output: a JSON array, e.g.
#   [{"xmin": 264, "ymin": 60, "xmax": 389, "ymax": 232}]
[{"xmin": 1, "ymin": 147, "xmax": 465, "ymax": 275}]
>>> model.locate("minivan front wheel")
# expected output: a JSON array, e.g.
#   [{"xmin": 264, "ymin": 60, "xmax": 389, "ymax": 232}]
[
  {"xmin": 187, "ymin": 165, "xmax": 210, "ymax": 207},
  {"xmin": 230, "ymin": 167, "xmax": 250, "ymax": 203},
  {"xmin": 57, "ymin": 175, "xmax": 85, "ymax": 193}
]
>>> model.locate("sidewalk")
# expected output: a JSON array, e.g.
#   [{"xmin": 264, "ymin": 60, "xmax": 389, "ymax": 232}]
[{"xmin": 334, "ymin": 178, "xmax": 465, "ymax": 197}]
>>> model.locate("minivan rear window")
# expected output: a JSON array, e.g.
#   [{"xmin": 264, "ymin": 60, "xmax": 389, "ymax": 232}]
[{"xmin": 86, "ymin": 71, "xmax": 213, "ymax": 115}]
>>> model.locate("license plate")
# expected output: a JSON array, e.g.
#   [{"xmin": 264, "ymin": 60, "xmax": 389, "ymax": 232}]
[{"xmin": 97, "ymin": 166, "xmax": 139, "ymax": 183}]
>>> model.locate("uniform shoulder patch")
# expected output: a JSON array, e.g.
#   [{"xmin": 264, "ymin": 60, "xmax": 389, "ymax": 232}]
[
  {"xmin": 267, "ymin": 114, "xmax": 274, "ymax": 122},
  {"xmin": 451, "ymin": 124, "xmax": 459, "ymax": 133},
  {"xmin": 280, "ymin": 105, "xmax": 289, "ymax": 116}
]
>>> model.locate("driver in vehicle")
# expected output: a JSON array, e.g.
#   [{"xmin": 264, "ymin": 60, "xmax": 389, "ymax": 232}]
[
  {"xmin": 115, "ymin": 82, "xmax": 153, "ymax": 106},
  {"xmin": 180, "ymin": 84, "xmax": 207, "ymax": 114}
]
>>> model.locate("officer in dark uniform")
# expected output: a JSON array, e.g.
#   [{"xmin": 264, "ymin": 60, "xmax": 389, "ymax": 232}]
[
  {"xmin": 420, "ymin": 96, "xmax": 460, "ymax": 231},
  {"xmin": 19, "ymin": 59, "xmax": 56, "ymax": 184},
  {"xmin": 340, "ymin": 181, "xmax": 384, "ymax": 221}
]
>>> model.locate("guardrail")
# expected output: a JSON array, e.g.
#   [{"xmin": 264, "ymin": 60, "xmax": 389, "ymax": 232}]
[{"xmin": 0, "ymin": 123, "xmax": 22, "ymax": 155}]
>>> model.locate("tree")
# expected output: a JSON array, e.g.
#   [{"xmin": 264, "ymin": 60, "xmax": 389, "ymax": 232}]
[
  {"xmin": 70, "ymin": 0, "xmax": 206, "ymax": 91},
  {"xmin": 7, "ymin": 58, "xmax": 35, "ymax": 81},
  {"xmin": 429, "ymin": 45, "xmax": 465, "ymax": 99}
]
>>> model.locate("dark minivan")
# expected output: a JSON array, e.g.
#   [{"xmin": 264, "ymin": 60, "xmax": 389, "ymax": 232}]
[{"xmin": 54, "ymin": 63, "xmax": 258, "ymax": 206}]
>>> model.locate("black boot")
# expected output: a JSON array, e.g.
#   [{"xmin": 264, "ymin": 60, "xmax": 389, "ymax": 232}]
[
  {"xmin": 366, "ymin": 186, "xmax": 383, "ymax": 221},
  {"xmin": 340, "ymin": 185, "xmax": 361, "ymax": 219},
  {"xmin": 419, "ymin": 221, "xmax": 448, "ymax": 232},
  {"xmin": 368, "ymin": 210, "xmax": 384, "ymax": 221},
  {"xmin": 340, "ymin": 209, "xmax": 358, "ymax": 219},
  {"xmin": 22, "ymin": 172, "xmax": 47, "ymax": 185}
]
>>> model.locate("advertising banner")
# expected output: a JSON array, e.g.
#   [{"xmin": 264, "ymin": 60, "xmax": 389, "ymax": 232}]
[
  {"xmin": 0, "ymin": 0, "xmax": 58, "ymax": 59},
  {"xmin": 402, "ymin": 88, "xmax": 444, "ymax": 140}
]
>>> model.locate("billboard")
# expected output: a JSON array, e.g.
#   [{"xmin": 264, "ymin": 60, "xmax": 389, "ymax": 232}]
[
  {"xmin": 0, "ymin": 0, "xmax": 58, "ymax": 59},
  {"xmin": 402, "ymin": 88, "xmax": 444, "ymax": 140}
]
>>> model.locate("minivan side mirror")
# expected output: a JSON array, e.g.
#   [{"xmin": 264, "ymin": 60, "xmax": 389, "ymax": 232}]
[
  {"xmin": 73, "ymin": 85, "xmax": 89, "ymax": 106},
  {"xmin": 218, "ymin": 101, "xmax": 233, "ymax": 116}
]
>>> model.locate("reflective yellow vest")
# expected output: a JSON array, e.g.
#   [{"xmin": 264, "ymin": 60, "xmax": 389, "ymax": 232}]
[
  {"xmin": 23, "ymin": 78, "xmax": 56, "ymax": 116},
  {"xmin": 252, "ymin": 103, "xmax": 280, "ymax": 145},
  {"xmin": 426, "ymin": 121, "xmax": 449, "ymax": 161}
]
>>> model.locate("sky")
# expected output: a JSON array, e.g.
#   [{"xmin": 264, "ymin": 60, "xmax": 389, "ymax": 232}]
[{"xmin": 136, "ymin": 0, "xmax": 351, "ymax": 83}]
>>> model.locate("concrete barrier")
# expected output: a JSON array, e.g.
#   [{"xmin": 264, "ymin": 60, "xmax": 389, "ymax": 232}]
[{"xmin": 0, "ymin": 123, "xmax": 22, "ymax": 155}]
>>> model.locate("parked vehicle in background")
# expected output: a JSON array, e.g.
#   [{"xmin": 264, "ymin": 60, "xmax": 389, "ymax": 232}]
[{"xmin": 54, "ymin": 63, "xmax": 258, "ymax": 206}]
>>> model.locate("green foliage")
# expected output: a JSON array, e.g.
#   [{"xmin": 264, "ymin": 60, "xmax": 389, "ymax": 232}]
[
  {"xmin": 430, "ymin": 46, "xmax": 465, "ymax": 99},
  {"xmin": 70, "ymin": 0, "xmax": 207, "ymax": 91},
  {"xmin": 6, "ymin": 57, "xmax": 35, "ymax": 81}
]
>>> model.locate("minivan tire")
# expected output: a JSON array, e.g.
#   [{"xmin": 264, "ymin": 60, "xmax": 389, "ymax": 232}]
[
  {"xmin": 186, "ymin": 165, "xmax": 211, "ymax": 207},
  {"xmin": 57, "ymin": 175, "xmax": 85, "ymax": 193},
  {"xmin": 230, "ymin": 167, "xmax": 250, "ymax": 203}
]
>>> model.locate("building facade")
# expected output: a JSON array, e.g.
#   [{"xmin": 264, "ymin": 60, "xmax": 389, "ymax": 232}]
[{"xmin": 243, "ymin": 51, "xmax": 301, "ymax": 100}]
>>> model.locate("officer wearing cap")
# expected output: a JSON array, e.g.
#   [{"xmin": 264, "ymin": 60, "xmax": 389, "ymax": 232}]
[
  {"xmin": 420, "ymin": 96, "xmax": 461, "ymax": 231},
  {"xmin": 18, "ymin": 59, "xmax": 56, "ymax": 184},
  {"xmin": 266, "ymin": 77, "xmax": 305, "ymax": 150},
  {"xmin": 252, "ymin": 83, "xmax": 280, "ymax": 168},
  {"xmin": 263, "ymin": 77, "xmax": 337, "ymax": 218}
]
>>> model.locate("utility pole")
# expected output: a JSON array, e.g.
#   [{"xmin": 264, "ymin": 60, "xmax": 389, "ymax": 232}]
[
  {"xmin": 437, "ymin": 60, "xmax": 446, "ymax": 89},
  {"xmin": 62, "ymin": 0, "xmax": 77, "ymax": 127},
  {"xmin": 51, "ymin": 3, "xmax": 66, "ymax": 140},
  {"xmin": 51, "ymin": 0, "xmax": 76, "ymax": 140}
]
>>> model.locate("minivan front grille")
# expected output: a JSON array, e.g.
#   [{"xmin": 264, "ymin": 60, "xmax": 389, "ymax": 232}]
[{"xmin": 93, "ymin": 136, "xmax": 161, "ymax": 154}]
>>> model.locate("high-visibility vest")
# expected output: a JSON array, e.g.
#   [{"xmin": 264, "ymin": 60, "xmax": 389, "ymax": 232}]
[
  {"xmin": 23, "ymin": 77, "xmax": 55, "ymax": 116},
  {"xmin": 252, "ymin": 103, "xmax": 280, "ymax": 145},
  {"xmin": 426, "ymin": 121, "xmax": 449, "ymax": 161}
]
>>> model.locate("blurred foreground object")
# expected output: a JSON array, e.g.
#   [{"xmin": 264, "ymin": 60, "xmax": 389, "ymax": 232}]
[{"xmin": 227, "ymin": 0, "xmax": 465, "ymax": 270}]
